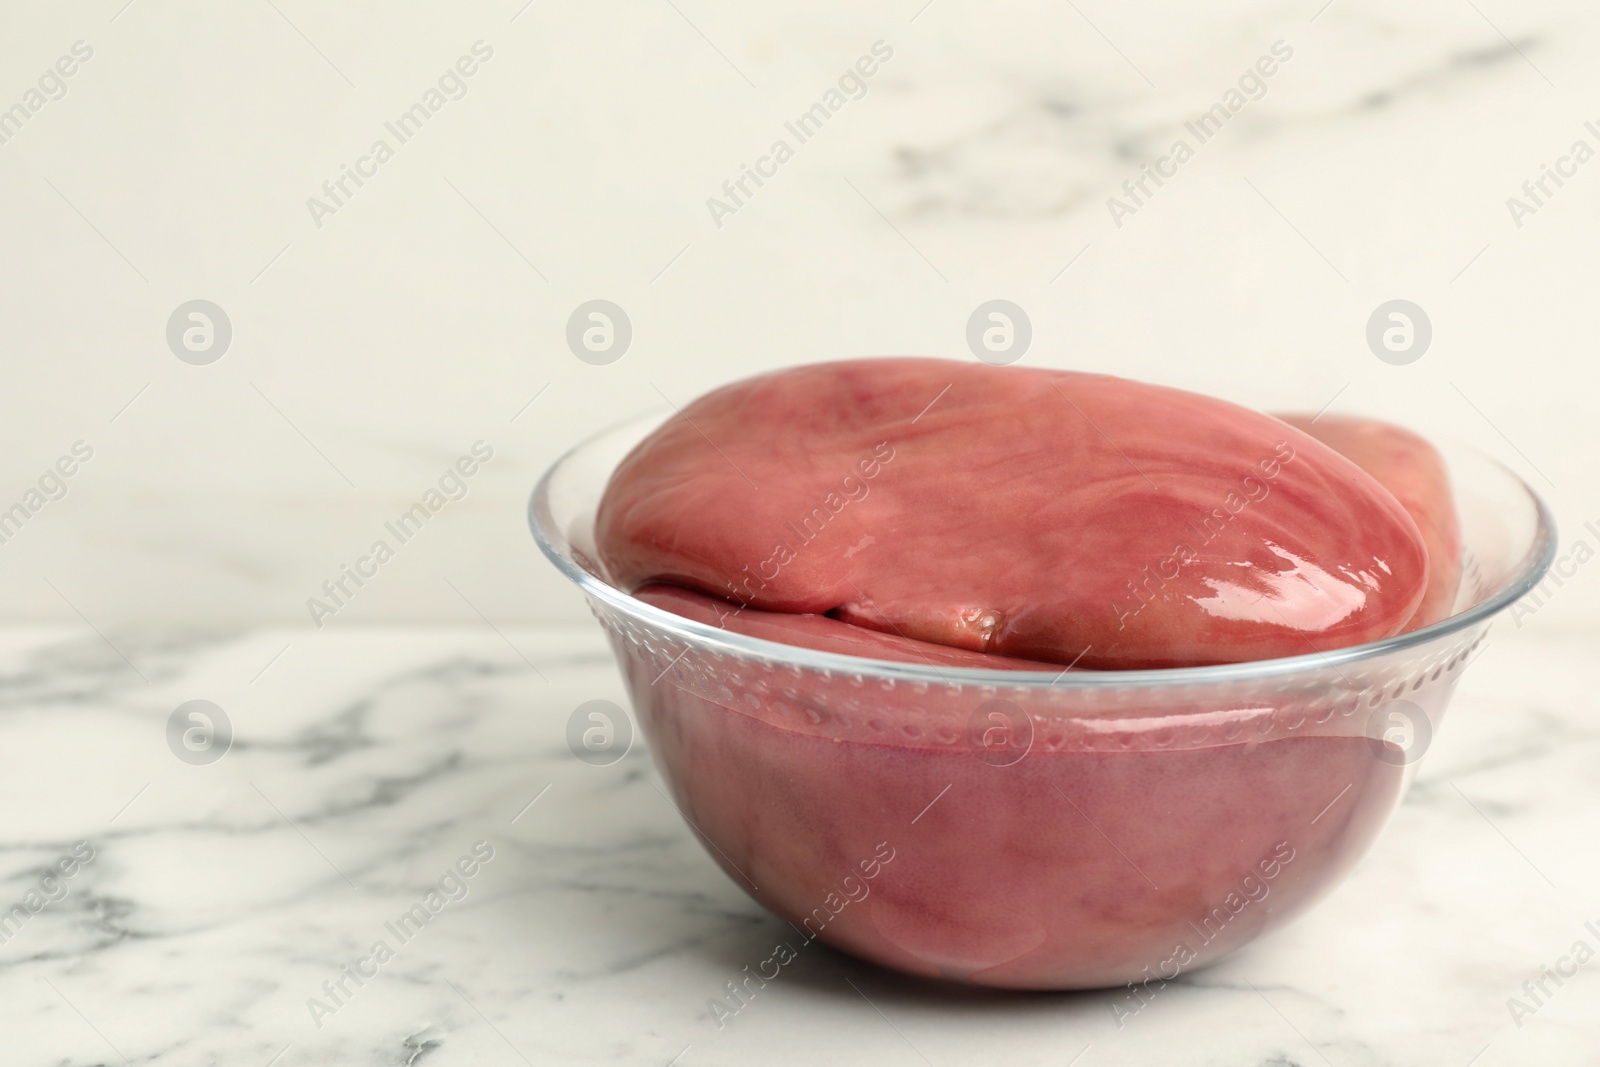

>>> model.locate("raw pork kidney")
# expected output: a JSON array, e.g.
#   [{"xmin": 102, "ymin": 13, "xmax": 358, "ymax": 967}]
[
  {"xmin": 635, "ymin": 583, "xmax": 1062, "ymax": 670},
  {"xmin": 1274, "ymin": 413, "xmax": 1461, "ymax": 632},
  {"xmin": 598, "ymin": 359, "xmax": 1428, "ymax": 668}
]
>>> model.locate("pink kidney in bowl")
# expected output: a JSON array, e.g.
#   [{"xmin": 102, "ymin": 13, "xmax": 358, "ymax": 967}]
[{"xmin": 531, "ymin": 410, "xmax": 1554, "ymax": 991}]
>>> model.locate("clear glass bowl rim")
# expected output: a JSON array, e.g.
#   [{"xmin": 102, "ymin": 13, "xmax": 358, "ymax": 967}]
[{"xmin": 530, "ymin": 409, "xmax": 1558, "ymax": 691}]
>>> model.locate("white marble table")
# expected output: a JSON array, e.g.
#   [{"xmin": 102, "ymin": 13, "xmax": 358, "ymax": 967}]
[{"xmin": 1, "ymin": 624, "xmax": 1595, "ymax": 1065}]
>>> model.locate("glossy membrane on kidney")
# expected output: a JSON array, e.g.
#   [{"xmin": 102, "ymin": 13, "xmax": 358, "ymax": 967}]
[{"xmin": 597, "ymin": 359, "xmax": 1430, "ymax": 670}]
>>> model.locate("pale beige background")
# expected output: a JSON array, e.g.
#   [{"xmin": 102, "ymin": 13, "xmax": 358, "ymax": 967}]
[{"xmin": 0, "ymin": 0, "xmax": 1594, "ymax": 632}]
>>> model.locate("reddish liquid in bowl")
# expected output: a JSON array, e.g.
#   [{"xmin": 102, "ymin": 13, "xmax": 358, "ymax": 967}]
[{"xmin": 623, "ymin": 650, "xmax": 1405, "ymax": 991}]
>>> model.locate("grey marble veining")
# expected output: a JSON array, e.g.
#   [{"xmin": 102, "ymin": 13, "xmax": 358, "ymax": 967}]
[
  {"xmin": 869, "ymin": 18, "xmax": 1549, "ymax": 222},
  {"xmin": 0, "ymin": 624, "xmax": 1594, "ymax": 1065}
]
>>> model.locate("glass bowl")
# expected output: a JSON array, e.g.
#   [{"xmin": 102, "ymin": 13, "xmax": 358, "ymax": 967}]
[{"xmin": 530, "ymin": 409, "xmax": 1556, "ymax": 992}]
